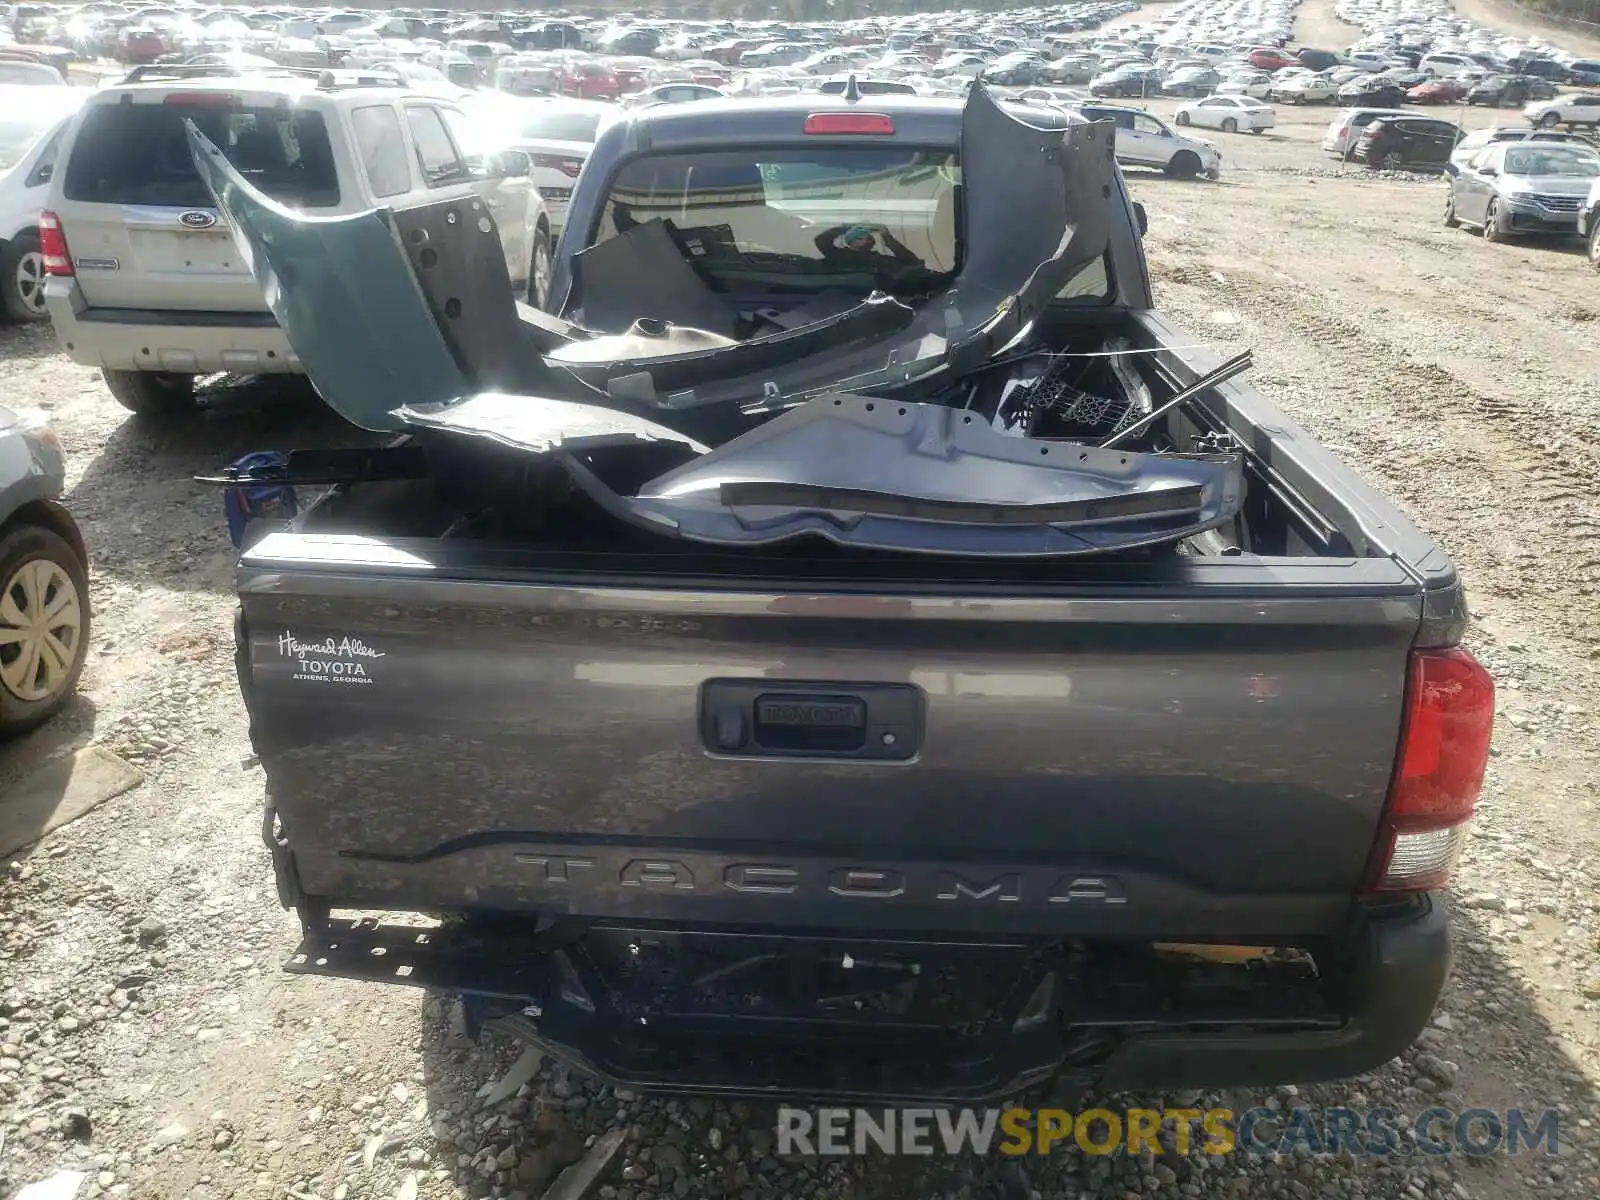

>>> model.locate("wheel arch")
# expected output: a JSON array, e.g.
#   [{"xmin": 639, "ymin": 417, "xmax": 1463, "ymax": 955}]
[{"xmin": 0, "ymin": 499, "xmax": 88, "ymax": 573}]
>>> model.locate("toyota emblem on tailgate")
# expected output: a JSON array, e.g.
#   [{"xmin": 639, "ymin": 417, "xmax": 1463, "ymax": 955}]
[{"xmin": 179, "ymin": 210, "xmax": 218, "ymax": 229}]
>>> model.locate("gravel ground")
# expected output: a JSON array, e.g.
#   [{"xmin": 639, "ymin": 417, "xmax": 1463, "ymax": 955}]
[{"xmin": 5, "ymin": 4, "xmax": 1600, "ymax": 1198}]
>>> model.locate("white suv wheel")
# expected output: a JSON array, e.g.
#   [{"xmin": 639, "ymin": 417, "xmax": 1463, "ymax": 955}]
[{"xmin": 14, "ymin": 250, "xmax": 46, "ymax": 317}]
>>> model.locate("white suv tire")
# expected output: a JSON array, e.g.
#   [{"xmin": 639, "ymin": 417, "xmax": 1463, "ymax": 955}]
[{"xmin": 101, "ymin": 369, "xmax": 196, "ymax": 418}]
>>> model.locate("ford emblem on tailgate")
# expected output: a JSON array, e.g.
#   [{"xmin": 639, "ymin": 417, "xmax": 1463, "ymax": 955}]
[{"xmin": 179, "ymin": 210, "xmax": 218, "ymax": 229}]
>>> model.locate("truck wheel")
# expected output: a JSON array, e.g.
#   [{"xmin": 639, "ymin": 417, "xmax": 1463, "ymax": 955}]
[
  {"xmin": 528, "ymin": 226, "xmax": 553, "ymax": 310},
  {"xmin": 1, "ymin": 233, "xmax": 49, "ymax": 323},
  {"xmin": 1166, "ymin": 151, "xmax": 1201, "ymax": 179},
  {"xmin": 101, "ymin": 369, "xmax": 195, "ymax": 417},
  {"xmin": 0, "ymin": 525, "xmax": 90, "ymax": 736}
]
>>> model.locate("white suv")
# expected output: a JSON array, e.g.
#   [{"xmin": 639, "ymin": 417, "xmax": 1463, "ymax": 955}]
[
  {"xmin": 1077, "ymin": 103, "xmax": 1223, "ymax": 179},
  {"xmin": 41, "ymin": 68, "xmax": 552, "ymax": 416},
  {"xmin": 1524, "ymin": 93, "xmax": 1600, "ymax": 130},
  {"xmin": 1322, "ymin": 106, "xmax": 1409, "ymax": 157}
]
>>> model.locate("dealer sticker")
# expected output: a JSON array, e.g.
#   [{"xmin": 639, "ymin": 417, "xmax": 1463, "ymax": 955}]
[{"xmin": 276, "ymin": 631, "xmax": 385, "ymax": 686}]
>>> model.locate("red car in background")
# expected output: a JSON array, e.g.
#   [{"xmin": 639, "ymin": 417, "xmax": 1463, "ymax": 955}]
[
  {"xmin": 1408, "ymin": 79, "xmax": 1467, "ymax": 104},
  {"xmin": 609, "ymin": 59, "xmax": 653, "ymax": 92},
  {"xmin": 1248, "ymin": 47, "xmax": 1297, "ymax": 71},
  {"xmin": 555, "ymin": 60, "xmax": 620, "ymax": 100},
  {"xmin": 114, "ymin": 27, "xmax": 171, "ymax": 64},
  {"xmin": 686, "ymin": 65, "xmax": 729, "ymax": 87},
  {"xmin": 704, "ymin": 39, "xmax": 756, "ymax": 65}
]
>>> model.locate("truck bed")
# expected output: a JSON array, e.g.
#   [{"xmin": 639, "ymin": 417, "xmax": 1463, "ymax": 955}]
[
  {"xmin": 238, "ymin": 312, "xmax": 1464, "ymax": 1100},
  {"xmin": 241, "ymin": 314, "xmax": 1457, "ymax": 940}
]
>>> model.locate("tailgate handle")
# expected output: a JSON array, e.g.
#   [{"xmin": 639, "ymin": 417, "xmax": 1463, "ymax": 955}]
[{"xmin": 700, "ymin": 680, "xmax": 923, "ymax": 761}]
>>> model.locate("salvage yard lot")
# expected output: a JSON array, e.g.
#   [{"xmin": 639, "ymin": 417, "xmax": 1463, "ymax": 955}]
[{"xmin": 3, "ymin": 87, "xmax": 1600, "ymax": 1200}]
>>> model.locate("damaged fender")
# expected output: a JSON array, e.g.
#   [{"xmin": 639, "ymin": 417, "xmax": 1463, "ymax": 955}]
[{"xmin": 186, "ymin": 122, "xmax": 466, "ymax": 432}]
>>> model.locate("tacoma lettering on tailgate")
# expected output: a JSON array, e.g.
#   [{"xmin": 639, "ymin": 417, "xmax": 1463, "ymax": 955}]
[{"xmin": 512, "ymin": 856, "xmax": 1127, "ymax": 905}]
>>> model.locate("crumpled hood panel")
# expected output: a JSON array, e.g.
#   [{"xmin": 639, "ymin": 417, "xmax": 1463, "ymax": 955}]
[{"xmin": 614, "ymin": 393, "xmax": 1244, "ymax": 556}]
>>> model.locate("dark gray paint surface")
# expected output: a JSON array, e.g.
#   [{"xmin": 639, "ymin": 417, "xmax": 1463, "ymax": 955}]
[
  {"xmin": 219, "ymin": 88, "xmax": 1468, "ymax": 951},
  {"xmin": 242, "ymin": 538, "xmax": 1419, "ymax": 939}
]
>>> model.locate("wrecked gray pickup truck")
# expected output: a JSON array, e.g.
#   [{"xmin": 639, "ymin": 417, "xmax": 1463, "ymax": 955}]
[{"xmin": 194, "ymin": 87, "xmax": 1494, "ymax": 1103}]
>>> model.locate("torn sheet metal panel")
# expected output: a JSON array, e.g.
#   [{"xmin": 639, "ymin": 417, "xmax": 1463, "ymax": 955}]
[
  {"xmin": 944, "ymin": 87, "xmax": 1117, "ymax": 370},
  {"xmin": 396, "ymin": 393, "xmax": 707, "ymax": 521},
  {"xmin": 186, "ymin": 88, "xmax": 1119, "ymax": 446},
  {"xmin": 388, "ymin": 199, "xmax": 581, "ymax": 395},
  {"xmin": 546, "ymin": 320, "xmax": 738, "ymax": 365},
  {"xmin": 396, "ymin": 393, "xmax": 709, "ymax": 456},
  {"xmin": 598, "ymin": 394, "xmax": 1244, "ymax": 557},
  {"xmin": 185, "ymin": 122, "xmax": 464, "ymax": 433},
  {"xmin": 544, "ymin": 295, "xmax": 915, "ymax": 400},
  {"xmin": 568, "ymin": 217, "xmax": 742, "ymax": 337}
]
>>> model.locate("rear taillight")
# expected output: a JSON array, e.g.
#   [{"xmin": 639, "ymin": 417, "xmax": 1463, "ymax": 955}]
[
  {"xmin": 1365, "ymin": 647, "xmax": 1494, "ymax": 894},
  {"xmin": 534, "ymin": 155, "xmax": 584, "ymax": 178},
  {"xmin": 38, "ymin": 210, "xmax": 72, "ymax": 276}
]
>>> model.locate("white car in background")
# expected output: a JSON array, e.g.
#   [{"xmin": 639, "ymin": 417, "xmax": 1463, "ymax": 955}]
[
  {"xmin": 1016, "ymin": 85, "xmax": 1093, "ymax": 106},
  {"xmin": 0, "ymin": 85, "xmax": 86, "ymax": 321},
  {"xmin": 621, "ymin": 82, "xmax": 724, "ymax": 109},
  {"xmin": 1581, "ymin": 175, "xmax": 1600, "ymax": 265},
  {"xmin": 1269, "ymin": 75, "xmax": 1338, "ymax": 104},
  {"xmin": 1216, "ymin": 71, "xmax": 1274, "ymax": 98},
  {"xmin": 1344, "ymin": 48, "xmax": 1405, "ymax": 71},
  {"xmin": 1078, "ymin": 102, "xmax": 1224, "ymax": 179},
  {"xmin": 1175, "ymin": 94, "xmax": 1276, "ymax": 133},
  {"xmin": 1322, "ymin": 106, "xmax": 1410, "ymax": 155},
  {"xmin": 492, "ymin": 98, "xmax": 617, "ymax": 234},
  {"xmin": 495, "ymin": 52, "xmax": 563, "ymax": 95},
  {"xmin": 0, "ymin": 58, "xmax": 64, "ymax": 85},
  {"xmin": 1524, "ymin": 94, "xmax": 1600, "ymax": 129}
]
